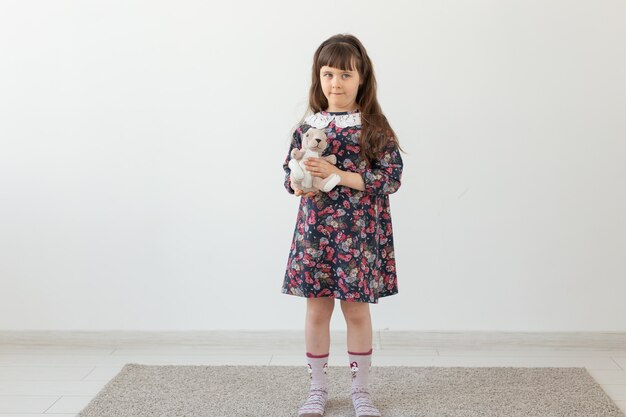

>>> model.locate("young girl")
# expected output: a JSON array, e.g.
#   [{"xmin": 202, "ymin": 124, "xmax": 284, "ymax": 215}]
[{"xmin": 281, "ymin": 33, "xmax": 405, "ymax": 417}]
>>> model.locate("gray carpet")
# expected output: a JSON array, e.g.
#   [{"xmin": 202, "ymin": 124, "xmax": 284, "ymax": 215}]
[{"xmin": 77, "ymin": 363, "xmax": 625, "ymax": 417}]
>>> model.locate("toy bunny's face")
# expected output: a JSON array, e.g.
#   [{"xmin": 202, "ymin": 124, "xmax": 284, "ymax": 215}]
[{"xmin": 303, "ymin": 128, "xmax": 329, "ymax": 152}]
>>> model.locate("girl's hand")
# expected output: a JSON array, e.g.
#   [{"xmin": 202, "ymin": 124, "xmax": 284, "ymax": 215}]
[
  {"xmin": 294, "ymin": 189, "xmax": 319, "ymax": 198},
  {"xmin": 304, "ymin": 157, "xmax": 342, "ymax": 179}
]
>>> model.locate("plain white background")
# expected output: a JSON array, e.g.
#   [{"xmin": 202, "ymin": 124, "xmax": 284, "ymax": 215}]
[{"xmin": 0, "ymin": 0, "xmax": 624, "ymax": 331}]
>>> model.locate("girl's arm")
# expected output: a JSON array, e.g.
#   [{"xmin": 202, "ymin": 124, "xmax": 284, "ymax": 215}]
[
  {"xmin": 339, "ymin": 171, "xmax": 365, "ymax": 191},
  {"xmin": 359, "ymin": 137, "xmax": 403, "ymax": 195}
]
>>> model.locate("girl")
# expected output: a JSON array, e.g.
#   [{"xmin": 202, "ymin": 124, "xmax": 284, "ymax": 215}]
[{"xmin": 281, "ymin": 33, "xmax": 405, "ymax": 417}]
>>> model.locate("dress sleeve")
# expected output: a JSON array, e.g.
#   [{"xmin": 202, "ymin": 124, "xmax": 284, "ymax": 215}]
[
  {"xmin": 283, "ymin": 127, "xmax": 302, "ymax": 194},
  {"xmin": 361, "ymin": 136, "xmax": 403, "ymax": 195}
]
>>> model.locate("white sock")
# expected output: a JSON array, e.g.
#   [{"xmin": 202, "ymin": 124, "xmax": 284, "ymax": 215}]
[
  {"xmin": 348, "ymin": 348, "xmax": 381, "ymax": 417},
  {"xmin": 298, "ymin": 352, "xmax": 329, "ymax": 416}
]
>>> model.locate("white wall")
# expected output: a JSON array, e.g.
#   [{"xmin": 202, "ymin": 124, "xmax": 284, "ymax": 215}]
[{"xmin": 1, "ymin": 0, "xmax": 624, "ymax": 331}]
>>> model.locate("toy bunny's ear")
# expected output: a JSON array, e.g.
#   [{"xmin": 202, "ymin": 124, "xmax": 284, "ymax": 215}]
[{"xmin": 283, "ymin": 128, "xmax": 303, "ymax": 195}]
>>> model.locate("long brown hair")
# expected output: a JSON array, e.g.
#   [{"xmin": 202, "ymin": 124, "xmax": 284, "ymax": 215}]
[{"xmin": 306, "ymin": 33, "xmax": 406, "ymax": 165}]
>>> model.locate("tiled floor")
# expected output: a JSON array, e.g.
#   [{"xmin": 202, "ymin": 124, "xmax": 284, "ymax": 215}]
[{"xmin": 0, "ymin": 330, "xmax": 625, "ymax": 416}]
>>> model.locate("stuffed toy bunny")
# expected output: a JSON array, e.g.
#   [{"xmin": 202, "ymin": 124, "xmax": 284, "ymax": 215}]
[{"xmin": 289, "ymin": 128, "xmax": 341, "ymax": 193}]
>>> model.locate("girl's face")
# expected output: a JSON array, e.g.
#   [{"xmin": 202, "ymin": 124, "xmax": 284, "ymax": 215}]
[{"xmin": 320, "ymin": 65, "xmax": 361, "ymax": 112}]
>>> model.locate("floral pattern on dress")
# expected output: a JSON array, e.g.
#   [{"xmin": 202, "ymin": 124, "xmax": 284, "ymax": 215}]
[{"xmin": 281, "ymin": 109, "xmax": 403, "ymax": 303}]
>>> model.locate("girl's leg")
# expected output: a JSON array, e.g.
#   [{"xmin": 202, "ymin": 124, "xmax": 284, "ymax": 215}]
[
  {"xmin": 305, "ymin": 297, "xmax": 335, "ymax": 354},
  {"xmin": 299, "ymin": 297, "xmax": 335, "ymax": 417},
  {"xmin": 341, "ymin": 300, "xmax": 381, "ymax": 417},
  {"xmin": 340, "ymin": 300, "xmax": 372, "ymax": 352}
]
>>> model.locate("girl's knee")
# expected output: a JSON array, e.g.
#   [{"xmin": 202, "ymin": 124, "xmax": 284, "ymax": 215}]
[
  {"xmin": 340, "ymin": 300, "xmax": 370, "ymax": 321},
  {"xmin": 307, "ymin": 297, "xmax": 335, "ymax": 318}
]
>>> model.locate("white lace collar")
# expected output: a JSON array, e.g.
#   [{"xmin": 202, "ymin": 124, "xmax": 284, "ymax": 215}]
[{"xmin": 305, "ymin": 110, "xmax": 361, "ymax": 129}]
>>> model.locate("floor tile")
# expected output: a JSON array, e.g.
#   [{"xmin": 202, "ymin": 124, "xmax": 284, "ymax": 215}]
[
  {"xmin": 0, "ymin": 354, "xmax": 272, "ymax": 367},
  {"xmin": 437, "ymin": 348, "xmax": 626, "ymax": 357},
  {"xmin": 587, "ymin": 369, "xmax": 626, "ymax": 384},
  {"xmin": 0, "ymin": 367, "xmax": 93, "ymax": 382},
  {"xmin": 0, "ymin": 381, "xmax": 106, "ymax": 396},
  {"xmin": 601, "ymin": 385, "xmax": 626, "ymax": 401},
  {"xmin": 612, "ymin": 357, "xmax": 626, "ymax": 370},
  {"xmin": 45, "ymin": 396, "xmax": 91, "ymax": 414},
  {"xmin": 0, "ymin": 396, "xmax": 60, "ymax": 413}
]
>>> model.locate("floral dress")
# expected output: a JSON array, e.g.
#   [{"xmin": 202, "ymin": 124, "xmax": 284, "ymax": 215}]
[{"xmin": 281, "ymin": 108, "xmax": 403, "ymax": 304}]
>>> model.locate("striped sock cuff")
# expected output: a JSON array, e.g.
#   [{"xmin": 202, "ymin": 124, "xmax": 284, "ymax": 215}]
[
  {"xmin": 306, "ymin": 351, "xmax": 330, "ymax": 358},
  {"xmin": 347, "ymin": 348, "xmax": 373, "ymax": 355}
]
